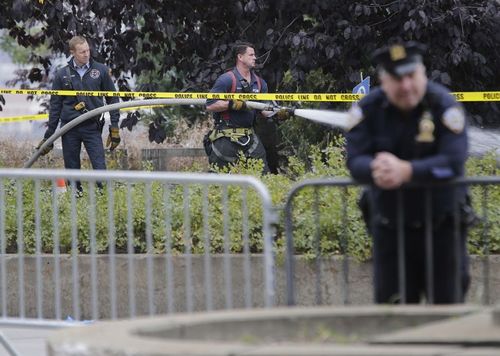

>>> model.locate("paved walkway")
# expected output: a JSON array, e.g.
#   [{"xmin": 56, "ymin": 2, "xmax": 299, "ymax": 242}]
[
  {"xmin": 0, "ymin": 320, "xmax": 78, "ymax": 356},
  {"xmin": 0, "ymin": 326, "xmax": 56, "ymax": 356}
]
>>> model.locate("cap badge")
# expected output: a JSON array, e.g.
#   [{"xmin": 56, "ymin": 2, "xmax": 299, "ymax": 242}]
[
  {"xmin": 390, "ymin": 45, "xmax": 406, "ymax": 61},
  {"xmin": 416, "ymin": 111, "xmax": 435, "ymax": 143}
]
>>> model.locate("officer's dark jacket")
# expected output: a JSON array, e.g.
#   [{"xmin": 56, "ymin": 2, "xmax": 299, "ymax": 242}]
[
  {"xmin": 45, "ymin": 58, "xmax": 119, "ymax": 138},
  {"xmin": 206, "ymin": 68, "xmax": 268, "ymax": 128},
  {"xmin": 346, "ymin": 81, "xmax": 468, "ymax": 225}
]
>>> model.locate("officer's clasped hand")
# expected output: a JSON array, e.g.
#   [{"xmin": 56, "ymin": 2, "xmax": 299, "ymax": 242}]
[
  {"xmin": 36, "ymin": 138, "xmax": 54, "ymax": 156},
  {"xmin": 275, "ymin": 107, "xmax": 294, "ymax": 121},
  {"xmin": 106, "ymin": 126, "xmax": 121, "ymax": 151},
  {"xmin": 370, "ymin": 152, "xmax": 412, "ymax": 190},
  {"xmin": 228, "ymin": 99, "xmax": 247, "ymax": 111}
]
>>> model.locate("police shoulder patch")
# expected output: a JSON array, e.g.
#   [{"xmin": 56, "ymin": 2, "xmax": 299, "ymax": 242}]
[
  {"xmin": 346, "ymin": 104, "xmax": 364, "ymax": 131},
  {"xmin": 90, "ymin": 69, "xmax": 100, "ymax": 79},
  {"xmin": 442, "ymin": 106, "xmax": 465, "ymax": 134}
]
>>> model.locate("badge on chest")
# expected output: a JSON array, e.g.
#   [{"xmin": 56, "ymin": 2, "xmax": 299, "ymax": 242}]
[{"xmin": 416, "ymin": 111, "xmax": 435, "ymax": 143}]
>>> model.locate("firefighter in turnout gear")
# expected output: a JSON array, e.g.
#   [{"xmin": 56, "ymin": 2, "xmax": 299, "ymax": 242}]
[{"xmin": 205, "ymin": 42, "xmax": 290, "ymax": 173}]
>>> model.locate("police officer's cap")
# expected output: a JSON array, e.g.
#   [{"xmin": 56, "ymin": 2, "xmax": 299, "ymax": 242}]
[{"xmin": 371, "ymin": 42, "xmax": 427, "ymax": 77}]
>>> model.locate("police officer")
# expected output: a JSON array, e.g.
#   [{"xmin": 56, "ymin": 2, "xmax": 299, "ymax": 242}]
[
  {"xmin": 37, "ymin": 36, "xmax": 121, "ymax": 189},
  {"xmin": 205, "ymin": 42, "xmax": 289, "ymax": 173},
  {"xmin": 346, "ymin": 42, "xmax": 469, "ymax": 304}
]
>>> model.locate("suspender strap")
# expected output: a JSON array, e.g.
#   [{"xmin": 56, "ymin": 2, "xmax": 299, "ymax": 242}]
[
  {"xmin": 227, "ymin": 69, "xmax": 262, "ymax": 93},
  {"xmin": 228, "ymin": 70, "xmax": 237, "ymax": 93}
]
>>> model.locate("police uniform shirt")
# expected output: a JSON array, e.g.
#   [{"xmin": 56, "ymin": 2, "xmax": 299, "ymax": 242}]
[
  {"xmin": 207, "ymin": 68, "xmax": 268, "ymax": 128},
  {"xmin": 346, "ymin": 81, "xmax": 468, "ymax": 225},
  {"xmin": 45, "ymin": 58, "xmax": 119, "ymax": 138},
  {"xmin": 73, "ymin": 60, "xmax": 90, "ymax": 78}
]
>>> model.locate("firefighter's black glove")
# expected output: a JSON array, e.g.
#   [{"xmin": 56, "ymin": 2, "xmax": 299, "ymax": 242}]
[
  {"xmin": 275, "ymin": 107, "xmax": 294, "ymax": 121},
  {"xmin": 36, "ymin": 138, "xmax": 53, "ymax": 156},
  {"xmin": 228, "ymin": 99, "xmax": 247, "ymax": 110},
  {"xmin": 106, "ymin": 126, "xmax": 121, "ymax": 151}
]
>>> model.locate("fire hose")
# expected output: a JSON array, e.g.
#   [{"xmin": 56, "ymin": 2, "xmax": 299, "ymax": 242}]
[{"xmin": 24, "ymin": 99, "xmax": 349, "ymax": 168}]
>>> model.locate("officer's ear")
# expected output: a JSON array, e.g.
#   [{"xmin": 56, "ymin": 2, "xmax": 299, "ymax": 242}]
[
  {"xmin": 420, "ymin": 64, "xmax": 428, "ymax": 78},
  {"xmin": 377, "ymin": 68, "xmax": 387, "ymax": 81},
  {"xmin": 379, "ymin": 70, "xmax": 390, "ymax": 91}
]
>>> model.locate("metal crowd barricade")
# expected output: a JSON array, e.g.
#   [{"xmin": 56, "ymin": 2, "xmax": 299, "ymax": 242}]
[
  {"xmin": 284, "ymin": 176, "xmax": 497, "ymax": 307},
  {"xmin": 0, "ymin": 168, "xmax": 276, "ymax": 324}
]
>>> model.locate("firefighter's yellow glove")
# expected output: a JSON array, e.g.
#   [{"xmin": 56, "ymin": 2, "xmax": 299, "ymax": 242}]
[
  {"xmin": 36, "ymin": 138, "xmax": 53, "ymax": 156},
  {"xmin": 228, "ymin": 99, "xmax": 247, "ymax": 110},
  {"xmin": 106, "ymin": 126, "xmax": 121, "ymax": 151}
]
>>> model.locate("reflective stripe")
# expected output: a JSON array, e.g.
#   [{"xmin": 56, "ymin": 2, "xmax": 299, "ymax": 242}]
[
  {"xmin": 246, "ymin": 134, "xmax": 260, "ymax": 156},
  {"xmin": 211, "ymin": 134, "xmax": 260, "ymax": 163},
  {"xmin": 211, "ymin": 141, "xmax": 237, "ymax": 162}
]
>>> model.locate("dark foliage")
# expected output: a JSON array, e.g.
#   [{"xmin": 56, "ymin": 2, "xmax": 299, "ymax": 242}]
[
  {"xmin": 120, "ymin": 111, "xmax": 140, "ymax": 131},
  {"xmin": 1, "ymin": 0, "xmax": 499, "ymax": 128},
  {"xmin": 148, "ymin": 116, "xmax": 168, "ymax": 144}
]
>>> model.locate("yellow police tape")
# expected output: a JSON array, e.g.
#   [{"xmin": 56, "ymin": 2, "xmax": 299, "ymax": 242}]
[
  {"xmin": 1, "ymin": 88, "xmax": 499, "ymax": 102},
  {"xmin": 0, "ymin": 105, "xmax": 165, "ymax": 123},
  {"xmin": 1, "ymin": 88, "xmax": 499, "ymax": 124}
]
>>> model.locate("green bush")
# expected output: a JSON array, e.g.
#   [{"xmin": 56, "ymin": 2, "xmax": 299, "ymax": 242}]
[
  {"xmin": 466, "ymin": 152, "xmax": 500, "ymax": 255},
  {"xmin": 1, "ymin": 143, "xmax": 499, "ymax": 259}
]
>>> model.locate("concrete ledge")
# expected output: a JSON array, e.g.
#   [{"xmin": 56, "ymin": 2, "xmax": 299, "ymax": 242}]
[
  {"xmin": 494, "ymin": 305, "xmax": 500, "ymax": 326},
  {"xmin": 373, "ymin": 309, "xmax": 500, "ymax": 346},
  {"xmin": 47, "ymin": 305, "xmax": 488, "ymax": 356},
  {"xmin": 1, "ymin": 255, "xmax": 499, "ymax": 320}
]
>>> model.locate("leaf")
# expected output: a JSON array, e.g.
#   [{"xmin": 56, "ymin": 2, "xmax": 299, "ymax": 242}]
[
  {"xmin": 325, "ymin": 46, "xmax": 335, "ymax": 59},
  {"xmin": 120, "ymin": 112, "xmax": 139, "ymax": 131},
  {"xmin": 148, "ymin": 121, "xmax": 167, "ymax": 144},
  {"xmin": 304, "ymin": 38, "xmax": 314, "ymax": 49},
  {"xmin": 28, "ymin": 68, "xmax": 43, "ymax": 82},
  {"xmin": 337, "ymin": 20, "xmax": 349, "ymax": 28},
  {"xmin": 343, "ymin": 27, "xmax": 351, "ymax": 40},
  {"xmin": 12, "ymin": 0, "xmax": 31, "ymax": 20},
  {"xmin": 354, "ymin": 4, "xmax": 362, "ymax": 17},
  {"xmin": 440, "ymin": 72, "xmax": 451, "ymax": 85},
  {"xmin": 430, "ymin": 69, "xmax": 441, "ymax": 81},
  {"xmin": 244, "ymin": 0, "xmax": 257, "ymax": 13},
  {"xmin": 67, "ymin": 14, "xmax": 77, "ymax": 33}
]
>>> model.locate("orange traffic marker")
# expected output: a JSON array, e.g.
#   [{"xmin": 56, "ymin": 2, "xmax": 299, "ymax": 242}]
[{"xmin": 55, "ymin": 178, "xmax": 67, "ymax": 194}]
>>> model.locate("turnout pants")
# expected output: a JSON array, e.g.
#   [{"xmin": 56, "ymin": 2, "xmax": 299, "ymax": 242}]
[{"xmin": 208, "ymin": 134, "xmax": 269, "ymax": 174}]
